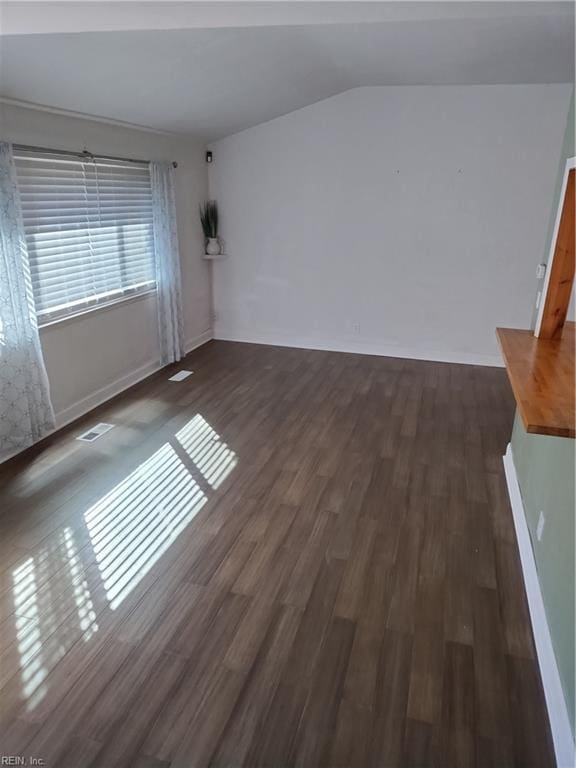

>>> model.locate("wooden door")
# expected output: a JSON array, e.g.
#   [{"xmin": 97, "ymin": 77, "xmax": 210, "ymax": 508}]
[{"xmin": 538, "ymin": 168, "xmax": 575, "ymax": 339}]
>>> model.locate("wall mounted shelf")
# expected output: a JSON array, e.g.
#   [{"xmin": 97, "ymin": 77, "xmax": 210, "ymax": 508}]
[{"xmin": 496, "ymin": 322, "xmax": 575, "ymax": 438}]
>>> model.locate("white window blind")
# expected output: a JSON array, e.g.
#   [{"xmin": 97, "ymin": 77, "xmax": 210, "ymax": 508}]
[{"xmin": 14, "ymin": 149, "xmax": 156, "ymax": 323}]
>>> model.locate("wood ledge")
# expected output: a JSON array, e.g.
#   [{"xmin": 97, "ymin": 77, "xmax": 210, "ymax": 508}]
[{"xmin": 496, "ymin": 322, "xmax": 575, "ymax": 439}]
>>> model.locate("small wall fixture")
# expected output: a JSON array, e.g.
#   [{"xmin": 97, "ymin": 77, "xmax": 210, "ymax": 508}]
[{"xmin": 206, "ymin": 151, "xmax": 213, "ymax": 164}]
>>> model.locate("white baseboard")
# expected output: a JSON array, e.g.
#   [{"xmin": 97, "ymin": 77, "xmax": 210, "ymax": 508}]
[
  {"xmin": 54, "ymin": 359, "xmax": 161, "ymax": 429},
  {"xmin": 54, "ymin": 329, "xmax": 213, "ymax": 429},
  {"xmin": 185, "ymin": 328, "xmax": 213, "ymax": 354},
  {"xmin": 213, "ymin": 327, "xmax": 503, "ymax": 367},
  {"xmin": 503, "ymin": 444, "xmax": 575, "ymax": 767}
]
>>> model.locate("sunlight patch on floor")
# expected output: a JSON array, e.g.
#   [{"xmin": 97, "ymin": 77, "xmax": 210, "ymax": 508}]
[
  {"xmin": 11, "ymin": 526, "xmax": 99, "ymax": 712},
  {"xmin": 84, "ymin": 442, "xmax": 207, "ymax": 610},
  {"xmin": 175, "ymin": 414, "xmax": 237, "ymax": 490}
]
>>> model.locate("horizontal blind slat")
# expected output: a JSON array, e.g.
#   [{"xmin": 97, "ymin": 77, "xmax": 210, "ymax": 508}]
[
  {"xmin": 36, "ymin": 283, "xmax": 155, "ymax": 319},
  {"xmin": 26, "ymin": 238, "xmax": 154, "ymax": 258},
  {"xmin": 30, "ymin": 259, "xmax": 154, "ymax": 285},
  {"xmin": 33, "ymin": 281, "xmax": 155, "ymax": 306}
]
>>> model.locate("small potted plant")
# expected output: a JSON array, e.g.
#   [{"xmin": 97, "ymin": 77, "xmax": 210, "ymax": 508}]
[{"xmin": 199, "ymin": 200, "xmax": 221, "ymax": 256}]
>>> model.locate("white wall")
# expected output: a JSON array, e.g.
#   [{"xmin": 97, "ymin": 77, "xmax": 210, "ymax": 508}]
[
  {"xmin": 1, "ymin": 103, "xmax": 212, "ymax": 424},
  {"xmin": 209, "ymin": 85, "xmax": 572, "ymax": 365}
]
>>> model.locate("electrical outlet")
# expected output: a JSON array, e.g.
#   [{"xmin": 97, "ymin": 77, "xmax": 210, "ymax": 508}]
[
  {"xmin": 537, "ymin": 510, "xmax": 546, "ymax": 542},
  {"xmin": 352, "ymin": 322, "xmax": 361, "ymax": 334},
  {"xmin": 536, "ymin": 263, "xmax": 547, "ymax": 279}
]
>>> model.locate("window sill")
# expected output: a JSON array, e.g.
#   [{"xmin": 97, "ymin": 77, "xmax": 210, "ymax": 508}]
[{"xmin": 38, "ymin": 289, "xmax": 157, "ymax": 331}]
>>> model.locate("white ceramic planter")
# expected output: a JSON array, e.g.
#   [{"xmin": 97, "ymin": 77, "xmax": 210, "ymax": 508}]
[{"xmin": 205, "ymin": 237, "xmax": 221, "ymax": 256}]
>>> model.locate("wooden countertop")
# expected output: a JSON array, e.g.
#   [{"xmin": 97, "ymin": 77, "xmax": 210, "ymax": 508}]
[{"xmin": 496, "ymin": 322, "xmax": 575, "ymax": 438}]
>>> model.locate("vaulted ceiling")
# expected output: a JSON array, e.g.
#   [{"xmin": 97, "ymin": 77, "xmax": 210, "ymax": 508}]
[{"xmin": 0, "ymin": 1, "xmax": 573, "ymax": 140}]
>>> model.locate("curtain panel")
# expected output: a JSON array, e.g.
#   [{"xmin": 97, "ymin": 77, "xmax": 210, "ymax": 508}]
[
  {"xmin": 0, "ymin": 142, "xmax": 55, "ymax": 461},
  {"xmin": 150, "ymin": 161, "xmax": 185, "ymax": 365}
]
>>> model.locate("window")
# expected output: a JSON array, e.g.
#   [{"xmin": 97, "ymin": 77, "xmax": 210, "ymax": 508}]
[{"xmin": 14, "ymin": 149, "xmax": 156, "ymax": 324}]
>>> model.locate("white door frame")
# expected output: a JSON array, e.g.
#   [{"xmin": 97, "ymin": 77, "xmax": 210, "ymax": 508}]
[{"xmin": 534, "ymin": 156, "xmax": 576, "ymax": 337}]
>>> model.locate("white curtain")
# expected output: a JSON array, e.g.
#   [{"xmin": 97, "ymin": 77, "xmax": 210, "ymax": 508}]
[
  {"xmin": 150, "ymin": 161, "xmax": 185, "ymax": 365},
  {"xmin": 0, "ymin": 142, "xmax": 55, "ymax": 461}
]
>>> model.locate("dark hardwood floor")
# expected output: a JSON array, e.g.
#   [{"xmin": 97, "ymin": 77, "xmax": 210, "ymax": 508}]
[{"xmin": 0, "ymin": 341, "xmax": 554, "ymax": 767}]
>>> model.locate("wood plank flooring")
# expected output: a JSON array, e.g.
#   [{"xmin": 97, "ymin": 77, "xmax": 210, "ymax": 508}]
[{"xmin": 0, "ymin": 341, "xmax": 554, "ymax": 767}]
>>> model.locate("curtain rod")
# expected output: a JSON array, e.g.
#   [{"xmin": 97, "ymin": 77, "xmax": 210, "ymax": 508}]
[{"xmin": 13, "ymin": 143, "xmax": 178, "ymax": 168}]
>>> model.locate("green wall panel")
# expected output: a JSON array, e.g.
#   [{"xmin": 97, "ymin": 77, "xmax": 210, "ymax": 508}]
[{"xmin": 511, "ymin": 412, "xmax": 575, "ymax": 733}]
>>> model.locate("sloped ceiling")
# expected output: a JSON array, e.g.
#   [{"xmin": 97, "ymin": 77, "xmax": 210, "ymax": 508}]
[{"xmin": 0, "ymin": 2, "xmax": 573, "ymax": 140}]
